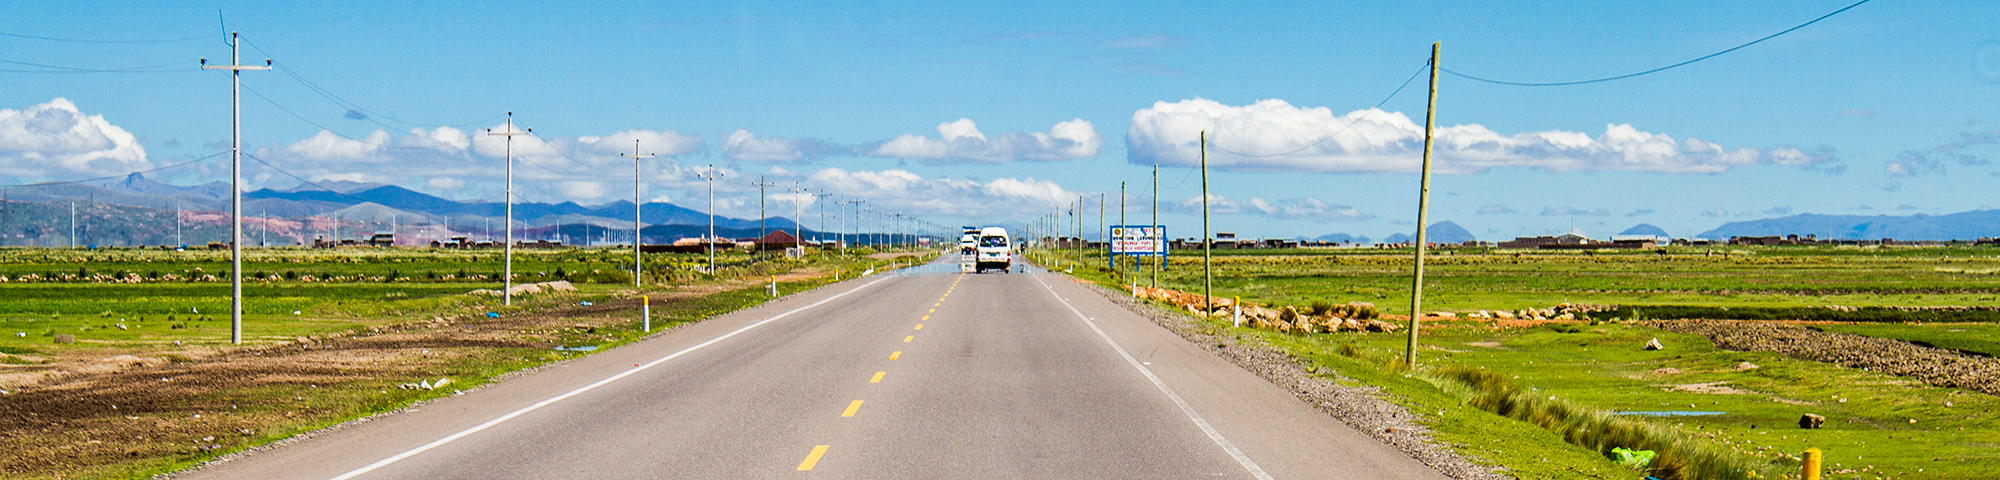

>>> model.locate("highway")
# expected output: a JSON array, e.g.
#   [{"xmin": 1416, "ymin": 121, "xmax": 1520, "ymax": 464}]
[{"xmin": 176, "ymin": 256, "xmax": 1445, "ymax": 479}]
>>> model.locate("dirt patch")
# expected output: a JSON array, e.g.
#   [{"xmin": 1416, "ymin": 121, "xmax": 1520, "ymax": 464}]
[
  {"xmin": 1649, "ymin": 319, "xmax": 2000, "ymax": 396},
  {"xmin": 1080, "ymin": 283, "xmax": 1506, "ymax": 480},
  {"xmin": 0, "ymin": 289, "xmax": 706, "ymax": 478},
  {"xmin": 1662, "ymin": 381, "xmax": 1756, "ymax": 395}
]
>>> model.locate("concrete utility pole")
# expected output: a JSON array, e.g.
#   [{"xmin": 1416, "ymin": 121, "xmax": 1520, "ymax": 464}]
[
  {"xmin": 69, "ymin": 201, "xmax": 75, "ymax": 248},
  {"xmin": 621, "ymin": 139, "xmax": 654, "ymax": 288},
  {"xmin": 486, "ymin": 113, "xmax": 529, "ymax": 306},
  {"xmin": 1119, "ymin": 181, "xmax": 1125, "ymax": 271},
  {"xmin": 791, "ymin": 184, "xmax": 804, "ymax": 252},
  {"xmin": 201, "ymin": 32, "xmax": 269, "ymax": 345},
  {"xmin": 696, "ymin": 165, "xmax": 725, "ymax": 275},
  {"xmin": 752, "ymin": 177, "xmax": 774, "ymax": 243},
  {"xmin": 1201, "ymin": 131, "xmax": 1212, "ymax": 317},
  {"xmin": 1152, "ymin": 162, "xmax": 1159, "ymax": 288},
  {"xmin": 813, "ymin": 191, "xmax": 833, "ymax": 248},
  {"xmin": 844, "ymin": 199, "xmax": 865, "ymax": 250},
  {"xmin": 1406, "ymin": 42, "xmax": 1441, "ymax": 368}
]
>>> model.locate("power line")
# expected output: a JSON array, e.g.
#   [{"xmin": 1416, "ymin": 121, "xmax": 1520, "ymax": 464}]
[
  {"xmin": 241, "ymin": 82, "xmax": 472, "ymax": 152},
  {"xmin": 1206, "ymin": 60, "xmax": 1430, "ymax": 158},
  {"xmin": 0, "ymin": 58, "xmax": 195, "ymax": 74},
  {"xmin": 1444, "ymin": 0, "xmax": 1871, "ymax": 87},
  {"xmin": 0, "ymin": 151, "xmax": 229, "ymax": 188},
  {"xmin": 0, "ymin": 30, "xmax": 219, "ymax": 44},
  {"xmin": 238, "ymin": 38, "xmax": 503, "ymax": 130}
]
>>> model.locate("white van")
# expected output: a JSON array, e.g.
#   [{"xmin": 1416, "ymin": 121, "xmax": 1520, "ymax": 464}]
[{"xmin": 975, "ymin": 227, "xmax": 1011, "ymax": 273}]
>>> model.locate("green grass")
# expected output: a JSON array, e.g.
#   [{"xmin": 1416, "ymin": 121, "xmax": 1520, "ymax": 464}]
[{"xmin": 1037, "ymin": 245, "xmax": 2000, "ymax": 479}]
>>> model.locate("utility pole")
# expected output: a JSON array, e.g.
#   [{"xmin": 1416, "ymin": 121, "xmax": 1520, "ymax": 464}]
[
  {"xmin": 752, "ymin": 177, "xmax": 774, "ymax": 244},
  {"xmin": 201, "ymin": 32, "xmax": 269, "ymax": 345},
  {"xmin": 1406, "ymin": 42, "xmax": 1441, "ymax": 368},
  {"xmin": 1201, "ymin": 131, "xmax": 1212, "ymax": 316},
  {"xmin": 486, "ymin": 112, "xmax": 529, "ymax": 306},
  {"xmin": 1119, "ymin": 181, "xmax": 1125, "ymax": 272},
  {"xmin": 844, "ymin": 199, "xmax": 865, "ymax": 251},
  {"xmin": 69, "ymin": 201, "xmax": 75, "ymax": 248},
  {"xmin": 696, "ymin": 165, "xmax": 724, "ymax": 275},
  {"xmin": 621, "ymin": 139, "xmax": 654, "ymax": 288},
  {"xmin": 813, "ymin": 191, "xmax": 833, "ymax": 249},
  {"xmin": 1152, "ymin": 162, "xmax": 1159, "ymax": 288},
  {"xmin": 791, "ymin": 184, "xmax": 804, "ymax": 253}
]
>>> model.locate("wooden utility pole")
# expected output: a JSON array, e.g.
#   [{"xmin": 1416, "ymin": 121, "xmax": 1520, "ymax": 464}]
[
  {"xmin": 1201, "ymin": 131, "xmax": 1211, "ymax": 316},
  {"xmin": 1406, "ymin": 42, "xmax": 1441, "ymax": 367},
  {"xmin": 1152, "ymin": 162, "xmax": 1159, "ymax": 288}
]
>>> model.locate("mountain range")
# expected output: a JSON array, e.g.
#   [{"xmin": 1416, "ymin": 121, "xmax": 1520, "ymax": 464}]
[{"xmin": 1697, "ymin": 211, "xmax": 2000, "ymax": 241}]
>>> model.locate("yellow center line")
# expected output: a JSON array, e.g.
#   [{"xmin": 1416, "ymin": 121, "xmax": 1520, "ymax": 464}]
[
  {"xmin": 889, "ymin": 350, "xmax": 901, "ymax": 360},
  {"xmin": 870, "ymin": 371, "xmax": 885, "ymax": 383},
  {"xmin": 929, "ymin": 308, "xmax": 936, "ymax": 312},
  {"xmin": 797, "ymin": 445, "xmax": 830, "ymax": 471},
  {"xmin": 842, "ymin": 400, "xmax": 864, "ymax": 417},
  {"xmin": 922, "ymin": 315, "xmax": 930, "ymax": 320},
  {"xmin": 914, "ymin": 324, "xmax": 923, "ymax": 330},
  {"xmin": 904, "ymin": 335, "xmax": 914, "ymax": 343}
]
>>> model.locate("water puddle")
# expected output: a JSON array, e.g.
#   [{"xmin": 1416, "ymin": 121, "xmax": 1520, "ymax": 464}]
[
  {"xmin": 553, "ymin": 345, "xmax": 599, "ymax": 352},
  {"xmin": 1616, "ymin": 410, "xmax": 1726, "ymax": 417}
]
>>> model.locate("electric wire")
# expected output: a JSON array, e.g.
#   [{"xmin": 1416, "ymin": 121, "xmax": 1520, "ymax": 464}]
[
  {"xmin": 0, "ymin": 151, "xmax": 228, "ymax": 188},
  {"xmin": 0, "ymin": 31, "xmax": 219, "ymax": 44},
  {"xmin": 241, "ymin": 82, "xmax": 470, "ymax": 152},
  {"xmin": 239, "ymin": 38, "xmax": 504, "ymax": 129},
  {"xmin": 0, "ymin": 58, "xmax": 196, "ymax": 74},
  {"xmin": 1444, "ymin": 0, "xmax": 1871, "ymax": 87}
]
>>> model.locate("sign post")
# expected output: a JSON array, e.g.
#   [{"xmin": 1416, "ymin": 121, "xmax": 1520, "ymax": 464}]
[{"xmin": 1109, "ymin": 225, "xmax": 1168, "ymax": 271}]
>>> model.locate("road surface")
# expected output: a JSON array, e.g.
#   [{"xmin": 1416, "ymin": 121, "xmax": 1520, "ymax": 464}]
[{"xmin": 176, "ymin": 257, "xmax": 1445, "ymax": 479}]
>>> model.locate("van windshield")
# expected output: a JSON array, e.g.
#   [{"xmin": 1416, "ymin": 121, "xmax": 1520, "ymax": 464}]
[{"xmin": 980, "ymin": 236, "xmax": 1008, "ymax": 247}]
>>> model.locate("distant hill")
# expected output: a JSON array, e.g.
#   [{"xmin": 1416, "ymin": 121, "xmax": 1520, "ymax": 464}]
[
  {"xmin": 98, "ymin": 173, "xmax": 228, "ymax": 200},
  {"xmin": 1697, "ymin": 210, "xmax": 2000, "ymax": 241},
  {"xmin": 1620, "ymin": 223, "xmax": 1671, "ymax": 237},
  {"xmin": 1308, "ymin": 233, "xmax": 1371, "ymax": 244},
  {"xmin": 1377, "ymin": 221, "xmax": 1473, "ymax": 245}
]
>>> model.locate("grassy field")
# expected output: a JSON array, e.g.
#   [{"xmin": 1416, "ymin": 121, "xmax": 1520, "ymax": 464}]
[
  {"xmin": 0, "ymin": 245, "xmax": 931, "ymax": 479},
  {"xmin": 1042, "ymin": 244, "xmax": 2000, "ymax": 479}
]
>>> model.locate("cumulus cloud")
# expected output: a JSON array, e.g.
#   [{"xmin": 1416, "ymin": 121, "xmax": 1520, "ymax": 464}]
[
  {"xmin": 1167, "ymin": 194, "xmax": 1370, "ymax": 222},
  {"xmin": 866, "ymin": 118, "xmax": 1102, "ymax": 164},
  {"xmin": 1884, "ymin": 151, "xmax": 1945, "ymax": 177},
  {"xmin": 1126, "ymin": 98, "xmax": 1837, "ymax": 174},
  {"xmin": 721, "ymin": 129, "xmax": 847, "ymax": 163},
  {"xmin": 1477, "ymin": 205, "xmax": 1513, "ymax": 215},
  {"xmin": 578, "ymin": 129, "xmax": 705, "ymax": 157},
  {"xmin": 806, "ymin": 167, "xmax": 1078, "ymax": 217},
  {"xmin": 0, "ymin": 98, "xmax": 149, "ymax": 181},
  {"xmin": 425, "ymin": 177, "xmax": 465, "ymax": 190},
  {"xmin": 1540, "ymin": 206, "xmax": 1609, "ymax": 217},
  {"xmin": 1701, "ymin": 208, "xmax": 1729, "ymax": 218}
]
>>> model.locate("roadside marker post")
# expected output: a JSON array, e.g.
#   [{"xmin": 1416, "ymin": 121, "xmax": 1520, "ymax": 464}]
[
  {"xmin": 1232, "ymin": 296, "xmax": 1241, "ymax": 328},
  {"xmin": 642, "ymin": 295, "xmax": 650, "ymax": 332},
  {"xmin": 1802, "ymin": 448, "xmax": 1822, "ymax": 480}
]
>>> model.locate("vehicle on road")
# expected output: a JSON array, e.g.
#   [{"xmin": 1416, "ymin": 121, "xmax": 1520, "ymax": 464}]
[{"xmin": 975, "ymin": 227, "xmax": 1011, "ymax": 273}]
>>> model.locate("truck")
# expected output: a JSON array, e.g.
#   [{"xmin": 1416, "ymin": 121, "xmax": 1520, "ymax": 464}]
[
  {"xmin": 974, "ymin": 227, "xmax": 1011, "ymax": 273},
  {"xmin": 960, "ymin": 227, "xmax": 979, "ymax": 273}
]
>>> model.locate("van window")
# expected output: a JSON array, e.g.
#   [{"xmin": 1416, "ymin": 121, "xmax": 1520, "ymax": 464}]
[{"xmin": 980, "ymin": 236, "xmax": 1008, "ymax": 247}]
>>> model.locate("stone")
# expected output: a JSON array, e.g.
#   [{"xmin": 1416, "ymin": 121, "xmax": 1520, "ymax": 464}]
[
  {"xmin": 1799, "ymin": 413, "xmax": 1825, "ymax": 429},
  {"xmin": 1643, "ymin": 338, "xmax": 1665, "ymax": 350},
  {"xmin": 1734, "ymin": 362, "xmax": 1760, "ymax": 370},
  {"xmin": 53, "ymin": 334, "xmax": 75, "ymax": 344}
]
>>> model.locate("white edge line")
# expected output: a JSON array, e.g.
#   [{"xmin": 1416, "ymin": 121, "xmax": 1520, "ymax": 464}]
[
  {"xmin": 1031, "ymin": 273, "xmax": 1276, "ymax": 480},
  {"xmin": 329, "ymin": 276, "xmax": 896, "ymax": 480}
]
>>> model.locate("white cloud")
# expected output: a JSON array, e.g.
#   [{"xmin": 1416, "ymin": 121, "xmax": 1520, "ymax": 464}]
[
  {"xmin": 577, "ymin": 129, "xmax": 705, "ymax": 157},
  {"xmin": 553, "ymin": 181, "xmax": 607, "ymax": 201},
  {"xmin": 805, "ymin": 167, "xmax": 1077, "ymax": 217},
  {"xmin": 1477, "ymin": 205, "xmax": 1514, "ymax": 215},
  {"xmin": 1168, "ymin": 194, "xmax": 1370, "ymax": 222},
  {"xmin": 721, "ymin": 129, "xmax": 845, "ymax": 163},
  {"xmin": 866, "ymin": 118, "xmax": 1102, "ymax": 164},
  {"xmin": 426, "ymin": 177, "xmax": 465, "ymax": 190},
  {"xmin": 1540, "ymin": 206, "xmax": 1610, "ymax": 217},
  {"xmin": 0, "ymin": 98, "xmax": 149, "ymax": 181},
  {"xmin": 1127, "ymin": 98, "xmax": 1835, "ymax": 174}
]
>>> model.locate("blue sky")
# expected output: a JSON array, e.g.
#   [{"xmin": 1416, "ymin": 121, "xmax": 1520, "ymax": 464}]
[{"xmin": 3, "ymin": 0, "xmax": 1997, "ymax": 241}]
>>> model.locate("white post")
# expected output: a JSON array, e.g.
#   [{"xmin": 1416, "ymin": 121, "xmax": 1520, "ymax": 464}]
[
  {"xmin": 486, "ymin": 113, "xmax": 529, "ymax": 306},
  {"xmin": 202, "ymin": 32, "xmax": 269, "ymax": 345},
  {"xmin": 642, "ymin": 295, "xmax": 650, "ymax": 332}
]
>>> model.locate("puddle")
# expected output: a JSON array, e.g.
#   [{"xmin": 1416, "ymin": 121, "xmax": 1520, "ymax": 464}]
[
  {"xmin": 553, "ymin": 345, "xmax": 599, "ymax": 352},
  {"xmin": 1617, "ymin": 410, "xmax": 1726, "ymax": 417}
]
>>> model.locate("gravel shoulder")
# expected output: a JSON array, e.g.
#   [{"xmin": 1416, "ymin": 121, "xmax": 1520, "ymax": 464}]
[{"xmin": 1074, "ymin": 279, "xmax": 1507, "ymax": 480}]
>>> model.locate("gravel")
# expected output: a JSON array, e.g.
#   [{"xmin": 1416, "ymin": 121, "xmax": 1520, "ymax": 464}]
[
  {"xmin": 1080, "ymin": 282, "xmax": 1509, "ymax": 480},
  {"xmin": 1647, "ymin": 319, "xmax": 2000, "ymax": 396}
]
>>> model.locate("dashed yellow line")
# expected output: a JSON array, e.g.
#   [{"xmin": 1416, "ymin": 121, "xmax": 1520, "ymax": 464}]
[
  {"xmin": 922, "ymin": 315, "xmax": 930, "ymax": 320},
  {"xmin": 928, "ymin": 308, "xmax": 936, "ymax": 312},
  {"xmin": 903, "ymin": 335, "xmax": 914, "ymax": 343},
  {"xmin": 871, "ymin": 371, "xmax": 885, "ymax": 383},
  {"xmin": 914, "ymin": 324, "xmax": 923, "ymax": 330},
  {"xmin": 889, "ymin": 350, "xmax": 901, "ymax": 360},
  {"xmin": 842, "ymin": 400, "xmax": 864, "ymax": 417},
  {"xmin": 797, "ymin": 445, "xmax": 830, "ymax": 471}
]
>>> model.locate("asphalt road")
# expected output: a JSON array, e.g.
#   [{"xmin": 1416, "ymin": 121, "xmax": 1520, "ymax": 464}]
[{"xmin": 176, "ymin": 257, "xmax": 1445, "ymax": 479}]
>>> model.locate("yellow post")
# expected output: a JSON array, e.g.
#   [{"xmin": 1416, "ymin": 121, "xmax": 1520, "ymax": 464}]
[
  {"xmin": 641, "ymin": 295, "xmax": 651, "ymax": 332},
  {"xmin": 1801, "ymin": 448, "xmax": 1821, "ymax": 480}
]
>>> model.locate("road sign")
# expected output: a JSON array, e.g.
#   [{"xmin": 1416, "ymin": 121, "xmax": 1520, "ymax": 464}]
[{"xmin": 1109, "ymin": 225, "xmax": 1167, "ymax": 256}]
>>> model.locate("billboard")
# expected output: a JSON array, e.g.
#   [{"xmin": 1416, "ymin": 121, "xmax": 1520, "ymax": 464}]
[{"xmin": 1109, "ymin": 225, "xmax": 1167, "ymax": 256}]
